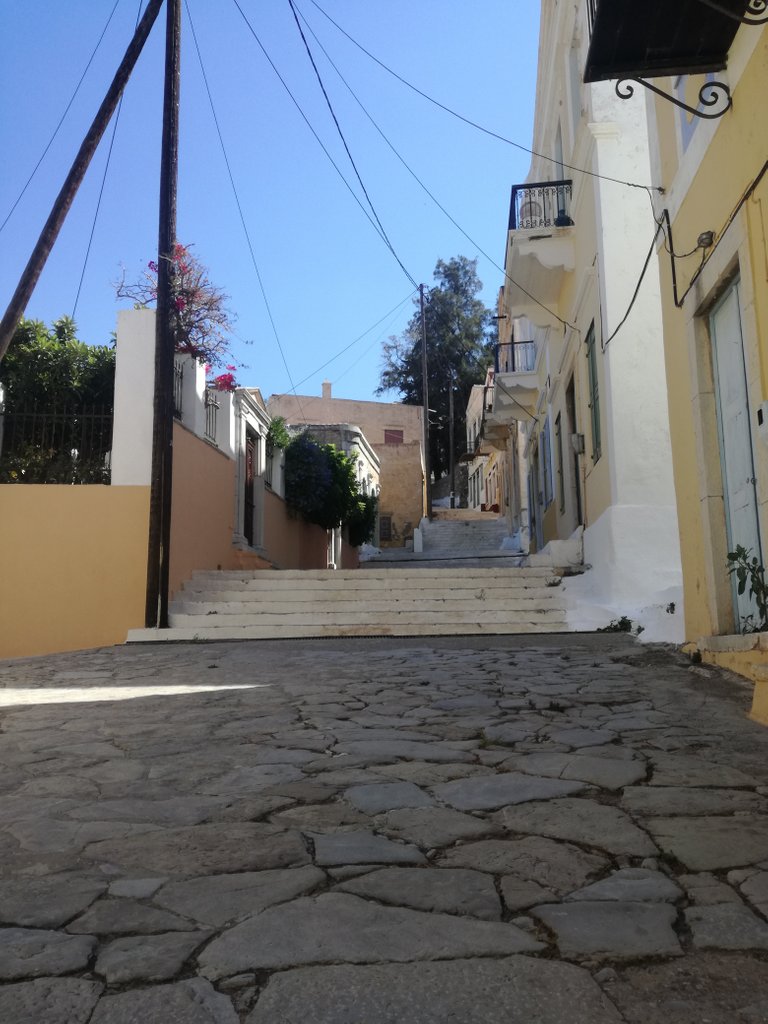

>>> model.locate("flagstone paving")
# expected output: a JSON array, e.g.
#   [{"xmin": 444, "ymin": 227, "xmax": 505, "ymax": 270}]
[{"xmin": 1, "ymin": 633, "xmax": 768, "ymax": 1021}]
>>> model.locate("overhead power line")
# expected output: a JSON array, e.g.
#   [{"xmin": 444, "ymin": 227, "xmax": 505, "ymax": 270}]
[
  {"xmin": 0, "ymin": 0, "xmax": 123, "ymax": 236},
  {"xmin": 293, "ymin": 3, "xmax": 575, "ymax": 331},
  {"xmin": 293, "ymin": 289, "xmax": 416, "ymax": 390},
  {"xmin": 73, "ymin": 1, "xmax": 146, "ymax": 319},
  {"xmin": 305, "ymin": 0, "xmax": 662, "ymax": 194},
  {"xmin": 287, "ymin": 0, "xmax": 417, "ymax": 290},
  {"xmin": 230, "ymin": 0, "xmax": 418, "ymax": 286},
  {"xmin": 185, "ymin": 0, "xmax": 306, "ymax": 420}
]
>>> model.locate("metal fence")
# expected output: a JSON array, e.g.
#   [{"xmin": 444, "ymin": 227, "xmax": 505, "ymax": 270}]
[
  {"xmin": 509, "ymin": 180, "xmax": 573, "ymax": 230},
  {"xmin": 0, "ymin": 405, "xmax": 113, "ymax": 483},
  {"xmin": 204, "ymin": 389, "xmax": 219, "ymax": 444},
  {"xmin": 173, "ymin": 361, "xmax": 184, "ymax": 420},
  {"xmin": 495, "ymin": 340, "xmax": 537, "ymax": 373}
]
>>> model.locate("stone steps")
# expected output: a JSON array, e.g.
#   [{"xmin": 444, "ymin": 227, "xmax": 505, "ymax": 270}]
[
  {"xmin": 182, "ymin": 568, "xmax": 555, "ymax": 592},
  {"xmin": 420, "ymin": 518, "xmax": 512, "ymax": 553},
  {"xmin": 128, "ymin": 620, "xmax": 568, "ymax": 641},
  {"xmin": 173, "ymin": 593, "xmax": 562, "ymax": 613},
  {"xmin": 126, "ymin": 566, "xmax": 569, "ymax": 643}
]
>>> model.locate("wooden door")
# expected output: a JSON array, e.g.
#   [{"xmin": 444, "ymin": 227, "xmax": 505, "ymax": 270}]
[{"xmin": 244, "ymin": 430, "xmax": 256, "ymax": 547}]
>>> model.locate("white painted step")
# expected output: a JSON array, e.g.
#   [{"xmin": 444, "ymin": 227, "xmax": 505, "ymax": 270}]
[
  {"xmin": 173, "ymin": 593, "xmax": 563, "ymax": 614},
  {"xmin": 128, "ymin": 620, "xmax": 569, "ymax": 642},
  {"xmin": 169, "ymin": 607, "xmax": 565, "ymax": 628},
  {"xmin": 126, "ymin": 566, "xmax": 571, "ymax": 643}
]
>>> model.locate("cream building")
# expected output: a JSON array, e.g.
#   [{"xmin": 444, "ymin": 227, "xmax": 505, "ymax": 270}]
[
  {"xmin": 265, "ymin": 381, "xmax": 425, "ymax": 548},
  {"xmin": 483, "ymin": 0, "xmax": 683, "ymax": 637}
]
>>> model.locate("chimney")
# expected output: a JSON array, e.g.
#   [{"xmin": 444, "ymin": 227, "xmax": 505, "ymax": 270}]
[{"xmin": 322, "ymin": 380, "xmax": 332, "ymax": 400}]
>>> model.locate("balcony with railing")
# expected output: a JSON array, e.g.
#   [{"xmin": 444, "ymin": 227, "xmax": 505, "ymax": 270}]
[
  {"xmin": 509, "ymin": 181, "xmax": 573, "ymax": 231},
  {"xmin": 504, "ymin": 180, "xmax": 575, "ymax": 330},
  {"xmin": 494, "ymin": 340, "xmax": 537, "ymax": 374},
  {"xmin": 483, "ymin": 336, "xmax": 542, "ymax": 431}
]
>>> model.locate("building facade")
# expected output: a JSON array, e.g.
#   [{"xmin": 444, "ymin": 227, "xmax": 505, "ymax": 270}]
[
  {"xmin": 483, "ymin": 0, "xmax": 684, "ymax": 635},
  {"xmin": 583, "ymin": 2, "xmax": 768, "ymax": 705},
  {"xmin": 266, "ymin": 381, "xmax": 425, "ymax": 548}
]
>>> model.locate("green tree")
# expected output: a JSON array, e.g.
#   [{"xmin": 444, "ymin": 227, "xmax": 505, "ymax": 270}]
[
  {"xmin": 0, "ymin": 318, "xmax": 115, "ymax": 483},
  {"xmin": 284, "ymin": 432, "xmax": 376, "ymax": 544},
  {"xmin": 377, "ymin": 256, "xmax": 496, "ymax": 480},
  {"xmin": 0, "ymin": 317, "xmax": 115, "ymax": 409}
]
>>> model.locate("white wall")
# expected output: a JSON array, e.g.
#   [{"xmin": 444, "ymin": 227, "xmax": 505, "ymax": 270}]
[{"xmin": 111, "ymin": 309, "xmax": 155, "ymax": 486}]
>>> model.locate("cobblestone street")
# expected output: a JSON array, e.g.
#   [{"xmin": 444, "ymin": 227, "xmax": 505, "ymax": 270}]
[{"xmin": 1, "ymin": 634, "xmax": 768, "ymax": 1022}]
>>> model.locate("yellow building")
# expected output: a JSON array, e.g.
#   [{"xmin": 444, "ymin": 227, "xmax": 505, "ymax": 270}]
[
  {"xmin": 484, "ymin": 0, "xmax": 683, "ymax": 636},
  {"xmin": 584, "ymin": 1, "xmax": 768, "ymax": 711}
]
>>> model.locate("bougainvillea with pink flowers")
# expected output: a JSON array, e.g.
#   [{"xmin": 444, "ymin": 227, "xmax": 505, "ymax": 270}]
[
  {"xmin": 116, "ymin": 243, "xmax": 241, "ymax": 378},
  {"xmin": 207, "ymin": 366, "xmax": 238, "ymax": 392}
]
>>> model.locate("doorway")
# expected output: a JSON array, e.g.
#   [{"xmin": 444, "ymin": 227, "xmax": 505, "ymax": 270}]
[
  {"xmin": 565, "ymin": 377, "xmax": 583, "ymax": 530},
  {"xmin": 710, "ymin": 278, "xmax": 762, "ymax": 626}
]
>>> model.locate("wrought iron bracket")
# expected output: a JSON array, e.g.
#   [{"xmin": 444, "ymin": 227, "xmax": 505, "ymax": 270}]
[
  {"xmin": 616, "ymin": 78, "xmax": 733, "ymax": 119},
  {"xmin": 694, "ymin": 0, "xmax": 768, "ymax": 25}
]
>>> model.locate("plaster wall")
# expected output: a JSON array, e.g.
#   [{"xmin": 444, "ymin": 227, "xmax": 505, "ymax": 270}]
[
  {"xmin": 506, "ymin": 0, "xmax": 682, "ymax": 617},
  {"xmin": 650, "ymin": 28, "xmax": 768, "ymax": 662},
  {"xmin": 169, "ymin": 422, "xmax": 242, "ymax": 599},
  {"xmin": 563, "ymin": 502, "xmax": 685, "ymax": 642},
  {"xmin": 111, "ymin": 309, "xmax": 155, "ymax": 486},
  {"xmin": 377, "ymin": 441, "xmax": 425, "ymax": 546},
  {"xmin": 262, "ymin": 488, "xmax": 357, "ymax": 569},
  {"xmin": 267, "ymin": 388, "xmax": 423, "ymax": 445},
  {"xmin": 0, "ymin": 485, "xmax": 149, "ymax": 658}
]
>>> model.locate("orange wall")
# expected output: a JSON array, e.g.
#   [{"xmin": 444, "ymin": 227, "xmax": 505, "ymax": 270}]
[
  {"xmin": 170, "ymin": 423, "xmax": 242, "ymax": 597},
  {"xmin": 341, "ymin": 541, "xmax": 360, "ymax": 570},
  {"xmin": 0, "ymin": 485, "xmax": 149, "ymax": 658},
  {"xmin": 263, "ymin": 488, "xmax": 358, "ymax": 569},
  {"xmin": 172, "ymin": 425, "xmax": 358, "ymax": 587},
  {"xmin": 263, "ymin": 488, "xmax": 327, "ymax": 569}
]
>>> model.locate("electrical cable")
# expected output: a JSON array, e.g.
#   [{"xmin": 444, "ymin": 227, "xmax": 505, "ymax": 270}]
[
  {"xmin": 673, "ymin": 159, "xmax": 768, "ymax": 309},
  {"xmin": 293, "ymin": 4, "xmax": 576, "ymax": 332},
  {"xmin": 645, "ymin": 186, "xmax": 701, "ymax": 259},
  {"xmin": 287, "ymin": 0, "xmax": 417, "ymax": 290},
  {"xmin": 293, "ymin": 289, "xmax": 416, "ymax": 390},
  {"xmin": 185, "ymin": 0, "xmax": 306, "ymax": 421},
  {"xmin": 230, "ymin": 0, "xmax": 413, "ymax": 281},
  {"xmin": 601, "ymin": 221, "xmax": 663, "ymax": 349},
  {"xmin": 0, "ymin": 0, "xmax": 123, "ymax": 236},
  {"xmin": 304, "ymin": 0, "xmax": 663, "ymax": 194},
  {"xmin": 332, "ymin": 301, "xmax": 412, "ymax": 386},
  {"xmin": 73, "ymin": 1, "xmax": 144, "ymax": 319}
]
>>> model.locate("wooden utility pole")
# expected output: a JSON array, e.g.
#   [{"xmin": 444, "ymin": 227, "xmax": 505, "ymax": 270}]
[
  {"xmin": 448, "ymin": 371, "xmax": 455, "ymax": 508},
  {"xmin": 145, "ymin": 0, "xmax": 181, "ymax": 628},
  {"xmin": 419, "ymin": 284, "xmax": 432, "ymax": 520},
  {"xmin": 0, "ymin": 0, "xmax": 166, "ymax": 363}
]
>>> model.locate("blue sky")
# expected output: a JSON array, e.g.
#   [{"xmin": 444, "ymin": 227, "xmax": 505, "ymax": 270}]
[{"xmin": 0, "ymin": 1, "xmax": 539, "ymax": 401}]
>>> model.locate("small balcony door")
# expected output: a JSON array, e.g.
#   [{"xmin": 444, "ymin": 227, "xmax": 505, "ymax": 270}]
[{"xmin": 711, "ymin": 279, "xmax": 762, "ymax": 628}]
